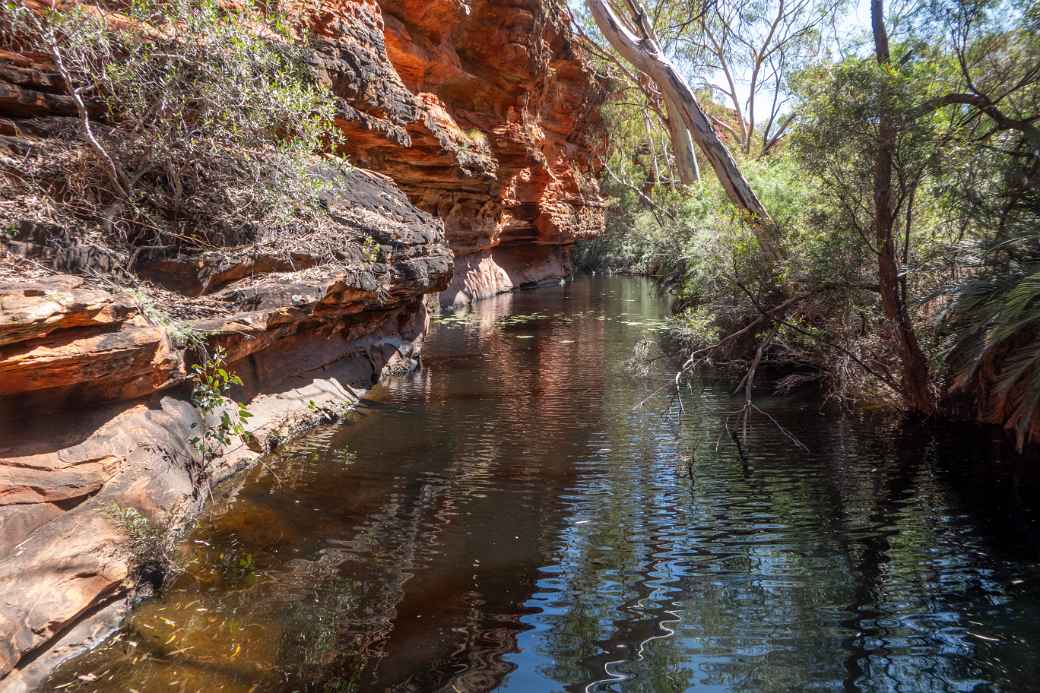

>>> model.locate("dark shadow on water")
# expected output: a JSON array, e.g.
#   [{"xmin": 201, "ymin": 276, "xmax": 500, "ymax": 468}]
[{"xmin": 48, "ymin": 277, "xmax": 1040, "ymax": 693}]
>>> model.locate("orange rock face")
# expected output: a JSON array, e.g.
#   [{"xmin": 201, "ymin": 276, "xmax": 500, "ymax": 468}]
[
  {"xmin": 0, "ymin": 2, "xmax": 606, "ymax": 686},
  {"xmin": 380, "ymin": 0, "xmax": 606, "ymax": 246},
  {"xmin": 303, "ymin": 0, "xmax": 608, "ymax": 302}
]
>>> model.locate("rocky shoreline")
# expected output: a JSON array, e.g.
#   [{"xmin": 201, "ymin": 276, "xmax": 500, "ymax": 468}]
[
  {"xmin": 0, "ymin": 0, "xmax": 607, "ymax": 688},
  {"xmin": 0, "ymin": 166, "xmax": 451, "ymax": 691}
]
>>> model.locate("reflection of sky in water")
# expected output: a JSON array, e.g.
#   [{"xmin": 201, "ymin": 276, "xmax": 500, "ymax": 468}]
[
  {"xmin": 50, "ymin": 277, "xmax": 1040, "ymax": 693},
  {"xmin": 503, "ymin": 383, "xmax": 1040, "ymax": 692}
]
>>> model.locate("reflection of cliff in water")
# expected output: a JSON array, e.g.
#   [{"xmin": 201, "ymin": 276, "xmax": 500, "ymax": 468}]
[
  {"xmin": 341, "ymin": 281, "xmax": 615, "ymax": 690},
  {"xmin": 48, "ymin": 277, "xmax": 1040, "ymax": 693}
]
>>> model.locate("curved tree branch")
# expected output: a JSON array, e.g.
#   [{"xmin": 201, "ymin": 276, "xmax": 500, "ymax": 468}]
[{"xmin": 586, "ymin": 0, "xmax": 783, "ymax": 265}]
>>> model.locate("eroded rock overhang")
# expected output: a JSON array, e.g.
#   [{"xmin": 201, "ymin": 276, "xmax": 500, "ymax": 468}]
[{"xmin": 310, "ymin": 0, "xmax": 609, "ymax": 307}]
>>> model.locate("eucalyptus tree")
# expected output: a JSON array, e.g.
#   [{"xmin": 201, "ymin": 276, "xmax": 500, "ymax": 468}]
[
  {"xmin": 678, "ymin": 0, "xmax": 845, "ymax": 157},
  {"xmin": 572, "ymin": 1, "xmax": 706, "ymax": 186},
  {"xmin": 868, "ymin": 0, "xmax": 936, "ymax": 413},
  {"xmin": 793, "ymin": 0, "xmax": 1040, "ymax": 415},
  {"xmin": 583, "ymin": 0, "xmax": 1040, "ymax": 424},
  {"xmin": 584, "ymin": 0, "xmax": 784, "ymax": 264}
]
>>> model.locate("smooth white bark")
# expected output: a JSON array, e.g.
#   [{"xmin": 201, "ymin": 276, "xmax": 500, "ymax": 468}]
[{"xmin": 587, "ymin": 0, "xmax": 781, "ymax": 262}]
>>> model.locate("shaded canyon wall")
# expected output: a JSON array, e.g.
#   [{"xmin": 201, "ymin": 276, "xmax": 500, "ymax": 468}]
[
  {"xmin": 0, "ymin": 1, "xmax": 606, "ymax": 689},
  {"xmin": 313, "ymin": 0, "xmax": 608, "ymax": 306}
]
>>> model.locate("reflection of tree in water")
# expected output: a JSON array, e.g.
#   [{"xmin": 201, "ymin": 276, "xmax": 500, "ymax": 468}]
[
  {"xmin": 268, "ymin": 472, "xmax": 448, "ymax": 689},
  {"xmin": 832, "ymin": 426, "xmax": 1034, "ymax": 692},
  {"xmin": 48, "ymin": 279, "xmax": 1040, "ymax": 692},
  {"xmin": 536, "ymin": 381, "xmax": 696, "ymax": 690},
  {"xmin": 601, "ymin": 632, "xmax": 691, "ymax": 693},
  {"xmin": 264, "ymin": 388, "xmax": 570, "ymax": 692},
  {"xmin": 532, "ymin": 376, "xmax": 1040, "ymax": 692},
  {"xmin": 274, "ymin": 573, "xmax": 373, "ymax": 692}
]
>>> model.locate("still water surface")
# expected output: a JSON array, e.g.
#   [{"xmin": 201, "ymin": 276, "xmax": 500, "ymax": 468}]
[{"xmin": 51, "ymin": 277, "xmax": 1040, "ymax": 692}]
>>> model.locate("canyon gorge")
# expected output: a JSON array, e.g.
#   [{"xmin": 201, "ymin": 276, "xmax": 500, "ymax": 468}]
[{"xmin": 0, "ymin": 1, "xmax": 607, "ymax": 689}]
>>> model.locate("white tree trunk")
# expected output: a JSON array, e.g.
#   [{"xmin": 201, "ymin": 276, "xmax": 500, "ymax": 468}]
[
  {"xmin": 587, "ymin": 0, "xmax": 781, "ymax": 263},
  {"xmin": 664, "ymin": 95, "xmax": 700, "ymax": 185}
]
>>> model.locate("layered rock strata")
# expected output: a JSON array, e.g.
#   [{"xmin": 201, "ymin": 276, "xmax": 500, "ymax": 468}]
[
  {"xmin": 310, "ymin": 0, "xmax": 608, "ymax": 306},
  {"xmin": 0, "ymin": 0, "xmax": 605, "ymax": 688},
  {"xmin": 0, "ymin": 165, "xmax": 452, "ymax": 692}
]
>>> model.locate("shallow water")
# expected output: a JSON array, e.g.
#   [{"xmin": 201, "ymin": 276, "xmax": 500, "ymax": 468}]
[{"xmin": 51, "ymin": 277, "xmax": 1040, "ymax": 692}]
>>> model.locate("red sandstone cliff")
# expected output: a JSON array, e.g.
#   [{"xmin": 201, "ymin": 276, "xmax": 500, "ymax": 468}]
[
  {"xmin": 307, "ymin": 0, "xmax": 607, "ymax": 305},
  {"xmin": 0, "ymin": 1, "xmax": 606, "ymax": 689}
]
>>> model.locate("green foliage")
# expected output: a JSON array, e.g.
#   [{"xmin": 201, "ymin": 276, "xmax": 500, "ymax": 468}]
[
  {"xmin": 360, "ymin": 234, "xmax": 381, "ymax": 264},
  {"xmin": 215, "ymin": 543, "xmax": 257, "ymax": 586},
  {"xmin": 106, "ymin": 504, "xmax": 178, "ymax": 584},
  {"xmin": 667, "ymin": 306, "xmax": 720, "ymax": 347},
  {"xmin": 941, "ymin": 251, "xmax": 1040, "ymax": 446},
  {"xmin": 581, "ymin": 148, "xmax": 813, "ymax": 313},
  {"xmin": 2, "ymin": 0, "xmax": 344, "ymax": 251},
  {"xmin": 791, "ymin": 55, "xmax": 944, "ymax": 240},
  {"xmin": 189, "ymin": 347, "xmax": 252, "ymax": 470},
  {"xmin": 586, "ymin": 0, "xmax": 1039, "ymax": 417},
  {"xmin": 465, "ymin": 128, "xmax": 488, "ymax": 146}
]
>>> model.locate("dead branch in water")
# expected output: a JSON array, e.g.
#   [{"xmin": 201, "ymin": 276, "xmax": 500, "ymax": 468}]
[{"xmin": 732, "ymin": 280, "xmax": 902, "ymax": 394}]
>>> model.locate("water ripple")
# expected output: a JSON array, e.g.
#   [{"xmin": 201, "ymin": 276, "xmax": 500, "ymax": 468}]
[{"xmin": 49, "ymin": 277, "xmax": 1040, "ymax": 693}]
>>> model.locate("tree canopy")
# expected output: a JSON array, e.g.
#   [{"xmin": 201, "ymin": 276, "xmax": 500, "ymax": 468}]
[{"xmin": 576, "ymin": 0, "xmax": 1040, "ymax": 444}]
